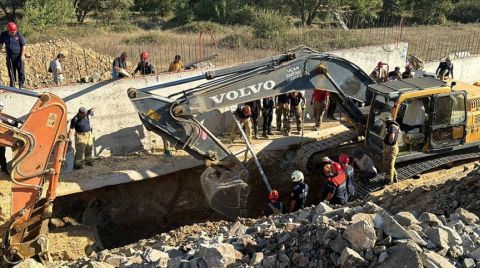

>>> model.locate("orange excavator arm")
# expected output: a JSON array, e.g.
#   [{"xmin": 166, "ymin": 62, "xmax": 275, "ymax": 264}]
[{"xmin": 0, "ymin": 90, "xmax": 68, "ymax": 264}]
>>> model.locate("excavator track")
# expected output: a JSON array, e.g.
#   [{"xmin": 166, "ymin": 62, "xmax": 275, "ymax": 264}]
[
  {"xmin": 295, "ymin": 129, "xmax": 359, "ymax": 174},
  {"xmin": 354, "ymin": 151, "xmax": 480, "ymax": 200}
]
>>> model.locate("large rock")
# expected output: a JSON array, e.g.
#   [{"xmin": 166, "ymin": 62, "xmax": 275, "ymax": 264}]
[
  {"xmin": 198, "ymin": 243, "xmax": 236, "ymax": 268},
  {"xmin": 330, "ymin": 235, "xmax": 350, "ymax": 254},
  {"xmin": 456, "ymin": 208, "xmax": 479, "ymax": 225},
  {"xmin": 250, "ymin": 252, "xmax": 264, "ymax": 266},
  {"xmin": 463, "ymin": 258, "xmax": 476, "ymax": 268},
  {"xmin": 469, "ymin": 247, "xmax": 480, "ymax": 261},
  {"xmin": 377, "ymin": 242, "xmax": 423, "ymax": 268},
  {"xmin": 419, "ymin": 212, "xmax": 443, "ymax": 226},
  {"xmin": 14, "ymin": 259, "xmax": 45, "ymax": 268},
  {"xmin": 343, "ymin": 220, "xmax": 376, "ymax": 251},
  {"xmin": 374, "ymin": 211, "xmax": 410, "ymax": 239},
  {"xmin": 338, "ymin": 247, "xmax": 368, "ymax": 268},
  {"xmin": 351, "ymin": 213, "xmax": 375, "ymax": 226},
  {"xmin": 143, "ymin": 248, "xmax": 169, "ymax": 266},
  {"xmin": 395, "ymin": 212, "xmax": 421, "ymax": 227},
  {"xmin": 420, "ymin": 251, "xmax": 455, "ymax": 268},
  {"xmin": 426, "ymin": 226, "xmax": 462, "ymax": 249},
  {"xmin": 315, "ymin": 202, "xmax": 333, "ymax": 214}
]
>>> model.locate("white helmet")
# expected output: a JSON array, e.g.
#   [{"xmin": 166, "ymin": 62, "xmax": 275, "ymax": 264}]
[
  {"xmin": 291, "ymin": 170, "xmax": 304, "ymax": 183},
  {"xmin": 379, "ymin": 112, "xmax": 392, "ymax": 121}
]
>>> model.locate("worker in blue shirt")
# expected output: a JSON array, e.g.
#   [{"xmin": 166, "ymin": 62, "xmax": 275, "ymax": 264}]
[
  {"xmin": 0, "ymin": 22, "xmax": 26, "ymax": 88},
  {"xmin": 69, "ymin": 107, "xmax": 95, "ymax": 169}
]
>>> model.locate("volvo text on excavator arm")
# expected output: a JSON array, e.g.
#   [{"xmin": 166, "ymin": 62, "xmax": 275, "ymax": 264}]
[
  {"xmin": 128, "ymin": 47, "xmax": 374, "ymax": 218},
  {"xmin": 0, "ymin": 87, "xmax": 68, "ymax": 264}
]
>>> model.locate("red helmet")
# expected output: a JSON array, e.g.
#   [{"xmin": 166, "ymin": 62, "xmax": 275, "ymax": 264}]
[
  {"xmin": 332, "ymin": 162, "xmax": 342, "ymax": 174},
  {"xmin": 339, "ymin": 153, "xmax": 349, "ymax": 165},
  {"xmin": 7, "ymin": 22, "xmax": 16, "ymax": 33},
  {"xmin": 268, "ymin": 190, "xmax": 279, "ymax": 201},
  {"xmin": 242, "ymin": 105, "xmax": 251, "ymax": 117},
  {"xmin": 140, "ymin": 51, "xmax": 149, "ymax": 60}
]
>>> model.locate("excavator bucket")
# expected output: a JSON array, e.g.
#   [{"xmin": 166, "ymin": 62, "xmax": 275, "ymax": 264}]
[
  {"xmin": 200, "ymin": 167, "xmax": 249, "ymax": 218},
  {"xmin": 128, "ymin": 89, "xmax": 250, "ymax": 218}
]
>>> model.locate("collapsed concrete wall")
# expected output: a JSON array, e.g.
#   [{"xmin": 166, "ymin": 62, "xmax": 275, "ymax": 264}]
[{"xmin": 0, "ymin": 42, "xmax": 415, "ymax": 157}]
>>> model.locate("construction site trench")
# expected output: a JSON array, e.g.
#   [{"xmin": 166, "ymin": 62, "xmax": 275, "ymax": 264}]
[{"xmin": 51, "ymin": 149, "xmax": 313, "ymax": 249}]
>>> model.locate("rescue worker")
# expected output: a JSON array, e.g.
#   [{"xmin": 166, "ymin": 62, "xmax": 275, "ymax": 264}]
[
  {"xmin": 339, "ymin": 153, "xmax": 355, "ymax": 200},
  {"xmin": 112, "ymin": 52, "xmax": 128, "ymax": 78},
  {"xmin": 381, "ymin": 112, "xmax": 400, "ymax": 184},
  {"xmin": 352, "ymin": 149, "xmax": 377, "ymax": 181},
  {"xmin": 275, "ymin": 93, "xmax": 290, "ymax": 133},
  {"xmin": 289, "ymin": 170, "xmax": 308, "ymax": 212},
  {"xmin": 69, "ymin": 107, "xmax": 95, "ymax": 169},
  {"xmin": 436, "ymin": 57, "xmax": 454, "ymax": 80},
  {"xmin": 402, "ymin": 64, "xmax": 414, "ymax": 79},
  {"xmin": 168, "ymin": 55, "xmax": 183, "ymax": 72},
  {"xmin": 322, "ymin": 162, "xmax": 348, "ymax": 205},
  {"xmin": 262, "ymin": 96, "xmax": 274, "ymax": 138},
  {"xmin": 388, "ymin": 67, "xmax": 402, "ymax": 81},
  {"xmin": 288, "ymin": 91, "xmax": 306, "ymax": 134},
  {"xmin": 311, "ymin": 89, "xmax": 329, "ymax": 130},
  {"xmin": 132, "ymin": 51, "xmax": 155, "ymax": 76},
  {"xmin": 370, "ymin": 61, "xmax": 388, "ymax": 83},
  {"xmin": 265, "ymin": 190, "xmax": 283, "ymax": 216},
  {"xmin": 50, "ymin": 53, "xmax": 65, "ymax": 85},
  {"xmin": 327, "ymin": 98, "xmax": 337, "ymax": 120},
  {"xmin": 230, "ymin": 105, "xmax": 252, "ymax": 142},
  {"xmin": 245, "ymin": 100, "xmax": 261, "ymax": 139},
  {"xmin": 0, "ymin": 22, "xmax": 26, "ymax": 88}
]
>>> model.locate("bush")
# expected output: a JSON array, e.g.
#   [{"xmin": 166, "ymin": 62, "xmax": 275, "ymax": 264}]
[
  {"xmin": 175, "ymin": 21, "xmax": 230, "ymax": 34},
  {"xmin": 23, "ymin": 0, "xmax": 75, "ymax": 28},
  {"xmin": 252, "ymin": 10, "xmax": 290, "ymax": 39},
  {"xmin": 122, "ymin": 33, "xmax": 170, "ymax": 45},
  {"xmin": 449, "ymin": 0, "xmax": 480, "ymax": 23},
  {"xmin": 218, "ymin": 33, "xmax": 255, "ymax": 49}
]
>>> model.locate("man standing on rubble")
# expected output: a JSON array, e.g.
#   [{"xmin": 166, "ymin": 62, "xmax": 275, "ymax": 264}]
[
  {"xmin": 69, "ymin": 107, "xmax": 95, "ymax": 169},
  {"xmin": 289, "ymin": 170, "xmax": 308, "ymax": 212},
  {"xmin": 289, "ymin": 91, "xmax": 306, "ymax": 135},
  {"xmin": 246, "ymin": 100, "xmax": 261, "ymax": 139},
  {"xmin": 311, "ymin": 89, "xmax": 329, "ymax": 130},
  {"xmin": 0, "ymin": 22, "xmax": 26, "ymax": 88},
  {"xmin": 262, "ymin": 96, "xmax": 274, "ymax": 138},
  {"xmin": 275, "ymin": 93, "xmax": 290, "ymax": 134},
  {"xmin": 381, "ymin": 112, "xmax": 400, "ymax": 184},
  {"xmin": 50, "ymin": 53, "xmax": 65, "ymax": 85}
]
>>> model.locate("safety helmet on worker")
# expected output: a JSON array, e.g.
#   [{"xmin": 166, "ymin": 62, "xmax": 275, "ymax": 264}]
[
  {"xmin": 242, "ymin": 105, "xmax": 251, "ymax": 117},
  {"xmin": 291, "ymin": 170, "xmax": 304, "ymax": 183},
  {"xmin": 339, "ymin": 153, "xmax": 350, "ymax": 165},
  {"xmin": 332, "ymin": 162, "xmax": 342, "ymax": 174},
  {"xmin": 379, "ymin": 112, "xmax": 392, "ymax": 121},
  {"xmin": 268, "ymin": 190, "xmax": 280, "ymax": 201},
  {"xmin": 7, "ymin": 22, "xmax": 16, "ymax": 33},
  {"xmin": 140, "ymin": 51, "xmax": 149, "ymax": 60}
]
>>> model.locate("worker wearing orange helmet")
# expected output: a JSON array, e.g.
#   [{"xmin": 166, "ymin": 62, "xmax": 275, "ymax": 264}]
[
  {"xmin": 339, "ymin": 153, "xmax": 355, "ymax": 199},
  {"xmin": 0, "ymin": 22, "xmax": 26, "ymax": 88},
  {"xmin": 132, "ymin": 51, "xmax": 155, "ymax": 76},
  {"xmin": 322, "ymin": 162, "xmax": 348, "ymax": 205},
  {"xmin": 265, "ymin": 190, "xmax": 283, "ymax": 216},
  {"xmin": 230, "ymin": 104, "xmax": 253, "ymax": 142}
]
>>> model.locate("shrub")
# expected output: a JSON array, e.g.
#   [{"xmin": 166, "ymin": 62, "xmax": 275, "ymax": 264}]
[
  {"xmin": 175, "ymin": 21, "xmax": 230, "ymax": 34},
  {"xmin": 122, "ymin": 33, "xmax": 170, "ymax": 45},
  {"xmin": 24, "ymin": 0, "xmax": 75, "ymax": 28},
  {"xmin": 218, "ymin": 33, "xmax": 255, "ymax": 49},
  {"xmin": 252, "ymin": 10, "xmax": 290, "ymax": 39},
  {"xmin": 449, "ymin": 0, "xmax": 480, "ymax": 23}
]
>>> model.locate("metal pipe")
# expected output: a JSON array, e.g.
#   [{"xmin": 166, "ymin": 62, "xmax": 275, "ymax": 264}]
[
  {"xmin": 0, "ymin": 85, "xmax": 41, "ymax": 97},
  {"xmin": 229, "ymin": 107, "xmax": 272, "ymax": 193}
]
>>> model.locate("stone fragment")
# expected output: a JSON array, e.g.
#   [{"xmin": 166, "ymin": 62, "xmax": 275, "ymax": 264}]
[
  {"xmin": 469, "ymin": 247, "xmax": 480, "ymax": 261},
  {"xmin": 419, "ymin": 212, "xmax": 443, "ymax": 226},
  {"xmin": 315, "ymin": 202, "xmax": 332, "ymax": 214},
  {"xmin": 394, "ymin": 212, "xmax": 421, "ymax": 226},
  {"xmin": 330, "ymin": 235, "xmax": 350, "ymax": 254},
  {"xmin": 377, "ymin": 242, "xmax": 422, "ymax": 268},
  {"xmin": 378, "ymin": 251, "xmax": 388, "ymax": 264},
  {"xmin": 250, "ymin": 252, "xmax": 264, "ymax": 266},
  {"xmin": 463, "ymin": 258, "xmax": 476, "ymax": 268},
  {"xmin": 374, "ymin": 211, "xmax": 410, "ymax": 239},
  {"xmin": 105, "ymin": 255, "xmax": 128, "ymax": 267},
  {"xmin": 351, "ymin": 213, "xmax": 375, "ymax": 225},
  {"xmin": 456, "ymin": 208, "xmax": 479, "ymax": 225},
  {"xmin": 364, "ymin": 248, "xmax": 375, "ymax": 262},
  {"xmin": 338, "ymin": 247, "xmax": 368, "ymax": 268},
  {"xmin": 324, "ymin": 207, "xmax": 350, "ymax": 219},
  {"xmin": 198, "ymin": 243, "xmax": 236, "ymax": 268},
  {"xmin": 343, "ymin": 220, "xmax": 376, "ymax": 251},
  {"xmin": 189, "ymin": 257, "xmax": 208, "ymax": 268},
  {"xmin": 292, "ymin": 252, "xmax": 310, "ymax": 267},
  {"xmin": 420, "ymin": 251, "xmax": 455, "ymax": 268},
  {"xmin": 362, "ymin": 202, "xmax": 384, "ymax": 214},
  {"xmin": 262, "ymin": 254, "xmax": 277, "ymax": 268},
  {"xmin": 14, "ymin": 259, "xmax": 45, "ymax": 268},
  {"xmin": 426, "ymin": 226, "xmax": 462, "ymax": 249},
  {"xmin": 448, "ymin": 246, "xmax": 464, "ymax": 258},
  {"xmin": 228, "ymin": 221, "xmax": 247, "ymax": 237},
  {"xmin": 143, "ymin": 248, "xmax": 169, "ymax": 266},
  {"xmin": 373, "ymin": 246, "xmax": 386, "ymax": 255},
  {"xmin": 450, "ymin": 213, "xmax": 461, "ymax": 222},
  {"xmin": 323, "ymin": 227, "xmax": 338, "ymax": 243},
  {"xmin": 82, "ymin": 262, "xmax": 115, "ymax": 268},
  {"xmin": 406, "ymin": 229, "xmax": 428, "ymax": 246},
  {"xmin": 296, "ymin": 210, "xmax": 312, "ymax": 222},
  {"xmin": 462, "ymin": 234, "xmax": 476, "ymax": 253}
]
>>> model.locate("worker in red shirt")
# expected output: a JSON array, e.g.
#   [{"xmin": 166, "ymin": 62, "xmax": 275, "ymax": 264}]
[{"xmin": 311, "ymin": 89, "xmax": 330, "ymax": 130}]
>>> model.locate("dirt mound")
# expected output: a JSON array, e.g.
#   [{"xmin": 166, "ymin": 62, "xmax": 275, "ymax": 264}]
[{"xmin": 0, "ymin": 39, "xmax": 116, "ymax": 88}]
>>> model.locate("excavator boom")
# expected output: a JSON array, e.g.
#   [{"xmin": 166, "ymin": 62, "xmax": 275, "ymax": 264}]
[
  {"xmin": 128, "ymin": 47, "xmax": 374, "ymax": 218},
  {"xmin": 0, "ymin": 88, "xmax": 68, "ymax": 263}
]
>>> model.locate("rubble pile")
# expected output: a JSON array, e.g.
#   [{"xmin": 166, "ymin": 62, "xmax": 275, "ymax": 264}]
[
  {"xmin": 0, "ymin": 39, "xmax": 116, "ymax": 88},
  {"xmin": 46, "ymin": 201, "xmax": 480, "ymax": 268}
]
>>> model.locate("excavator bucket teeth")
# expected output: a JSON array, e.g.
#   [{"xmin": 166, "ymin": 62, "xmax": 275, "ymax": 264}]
[{"xmin": 200, "ymin": 167, "xmax": 249, "ymax": 219}]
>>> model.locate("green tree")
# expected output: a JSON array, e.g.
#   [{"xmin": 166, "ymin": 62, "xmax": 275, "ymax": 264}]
[
  {"xmin": 133, "ymin": 0, "xmax": 176, "ymax": 16},
  {"xmin": 0, "ymin": 0, "xmax": 24, "ymax": 21},
  {"xmin": 24, "ymin": 0, "xmax": 75, "ymax": 27},
  {"xmin": 411, "ymin": 0, "xmax": 453, "ymax": 24},
  {"xmin": 73, "ymin": 0, "xmax": 97, "ymax": 24},
  {"xmin": 449, "ymin": 0, "xmax": 480, "ymax": 23},
  {"xmin": 348, "ymin": 0, "xmax": 383, "ymax": 25},
  {"xmin": 94, "ymin": 0, "xmax": 133, "ymax": 24}
]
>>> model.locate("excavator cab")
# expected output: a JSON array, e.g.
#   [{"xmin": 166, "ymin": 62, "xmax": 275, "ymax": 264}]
[{"xmin": 365, "ymin": 77, "xmax": 468, "ymax": 165}]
